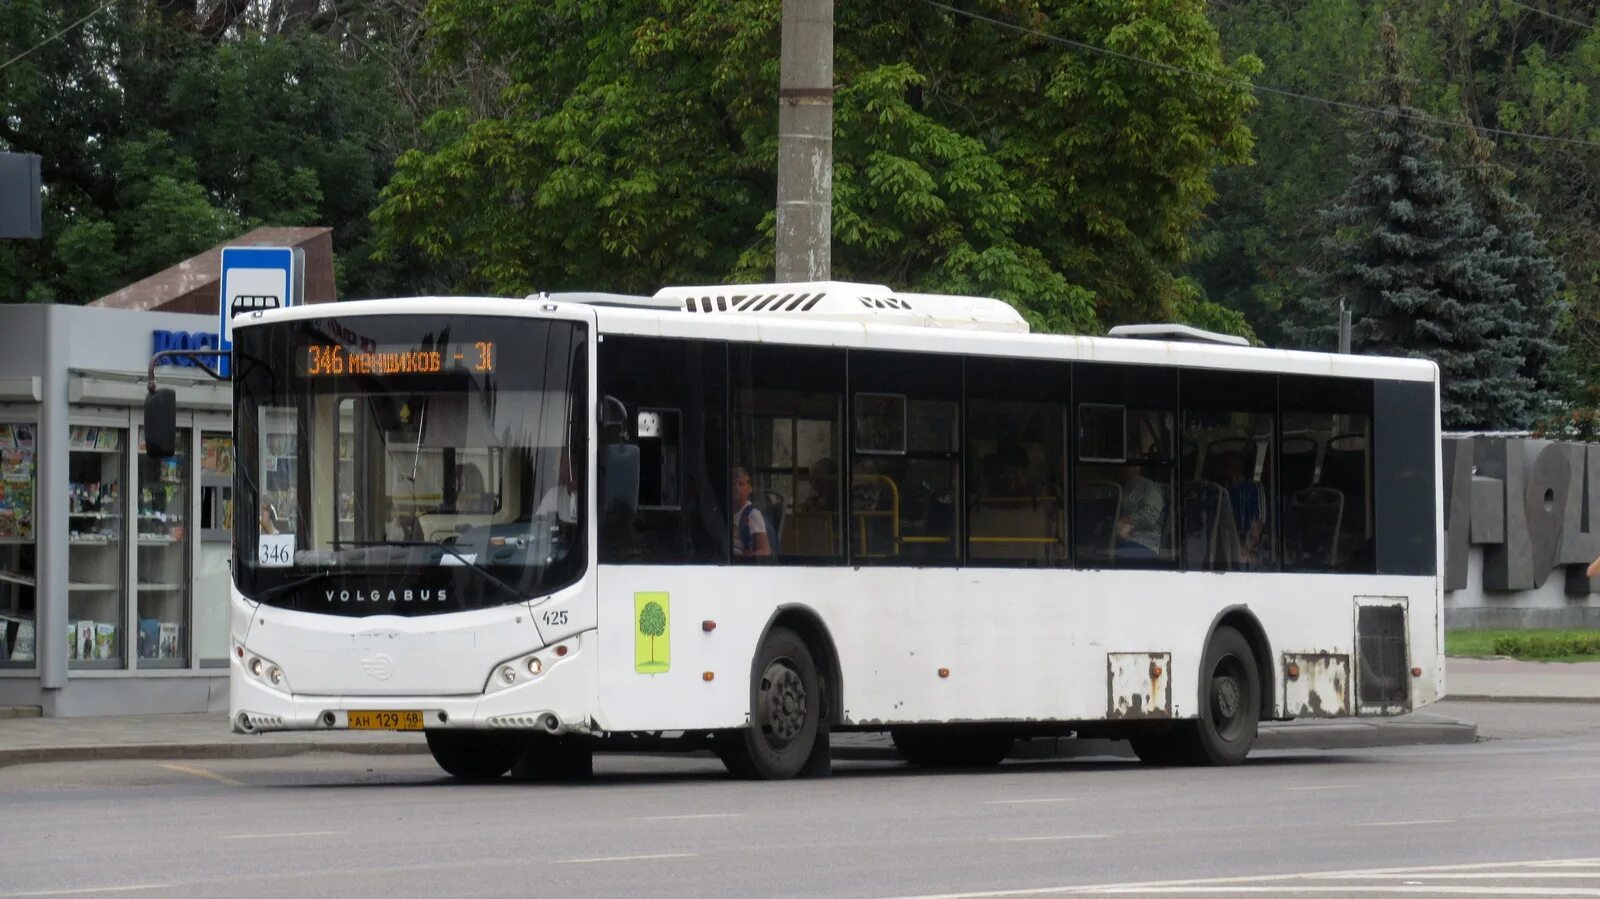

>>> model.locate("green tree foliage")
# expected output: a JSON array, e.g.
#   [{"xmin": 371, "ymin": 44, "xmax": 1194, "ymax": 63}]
[
  {"xmin": 374, "ymin": 0, "xmax": 1261, "ymax": 335},
  {"xmin": 1460, "ymin": 128, "xmax": 1562, "ymax": 424},
  {"xmin": 638, "ymin": 601, "xmax": 666, "ymax": 662},
  {"xmin": 1202, "ymin": 0, "xmax": 1592, "ymax": 423},
  {"xmin": 1290, "ymin": 19, "xmax": 1534, "ymax": 431},
  {"xmin": 0, "ymin": 0, "xmax": 422, "ymax": 303}
]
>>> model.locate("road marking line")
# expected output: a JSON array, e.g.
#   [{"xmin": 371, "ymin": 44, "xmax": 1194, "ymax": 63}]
[
  {"xmin": 1089, "ymin": 888, "xmax": 1600, "ymax": 895},
  {"xmin": 995, "ymin": 835, "xmax": 1109, "ymax": 843},
  {"xmin": 552, "ymin": 853, "xmax": 696, "ymax": 865},
  {"xmin": 630, "ymin": 813, "xmax": 743, "ymax": 821},
  {"xmin": 1284, "ymin": 784, "xmax": 1356, "ymax": 791},
  {"xmin": 157, "ymin": 763, "xmax": 243, "ymax": 786},
  {"xmin": 0, "ymin": 887, "xmax": 170, "ymax": 897},
  {"xmin": 875, "ymin": 857, "xmax": 1600, "ymax": 899},
  {"xmin": 984, "ymin": 797, "xmax": 1076, "ymax": 804},
  {"xmin": 1325, "ymin": 873, "xmax": 1600, "ymax": 880},
  {"xmin": 1355, "ymin": 819, "xmax": 1454, "ymax": 827},
  {"xmin": 220, "ymin": 831, "xmax": 343, "ymax": 840}
]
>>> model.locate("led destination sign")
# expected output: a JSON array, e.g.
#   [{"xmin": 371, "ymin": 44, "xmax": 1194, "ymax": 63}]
[{"xmin": 298, "ymin": 341, "xmax": 496, "ymax": 377}]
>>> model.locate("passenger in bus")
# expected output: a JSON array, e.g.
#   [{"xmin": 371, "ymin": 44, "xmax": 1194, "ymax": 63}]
[
  {"xmin": 732, "ymin": 466, "xmax": 773, "ymax": 559},
  {"xmin": 456, "ymin": 463, "xmax": 493, "ymax": 513},
  {"xmin": 1217, "ymin": 452, "xmax": 1265, "ymax": 562},
  {"xmin": 801, "ymin": 458, "xmax": 838, "ymax": 511},
  {"xmin": 1113, "ymin": 463, "xmax": 1164, "ymax": 559}
]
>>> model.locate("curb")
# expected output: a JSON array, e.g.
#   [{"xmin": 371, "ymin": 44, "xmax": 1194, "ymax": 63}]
[
  {"xmin": 827, "ymin": 721, "xmax": 1480, "ymax": 762},
  {"xmin": 1445, "ymin": 694, "xmax": 1600, "ymax": 705},
  {"xmin": 0, "ymin": 741, "xmax": 429, "ymax": 769}
]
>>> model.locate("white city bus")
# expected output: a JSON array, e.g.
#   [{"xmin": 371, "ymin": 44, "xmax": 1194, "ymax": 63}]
[{"xmin": 153, "ymin": 281, "xmax": 1442, "ymax": 780}]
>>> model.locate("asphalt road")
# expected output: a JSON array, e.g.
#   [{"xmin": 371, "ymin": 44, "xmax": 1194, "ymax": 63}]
[{"xmin": 2, "ymin": 700, "xmax": 1598, "ymax": 898}]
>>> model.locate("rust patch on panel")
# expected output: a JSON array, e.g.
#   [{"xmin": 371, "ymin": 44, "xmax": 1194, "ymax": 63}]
[
  {"xmin": 1283, "ymin": 652, "xmax": 1350, "ymax": 718},
  {"xmin": 1107, "ymin": 652, "xmax": 1171, "ymax": 719}
]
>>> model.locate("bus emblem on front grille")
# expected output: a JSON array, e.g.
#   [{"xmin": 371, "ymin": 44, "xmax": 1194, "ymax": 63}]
[{"xmin": 361, "ymin": 654, "xmax": 394, "ymax": 680}]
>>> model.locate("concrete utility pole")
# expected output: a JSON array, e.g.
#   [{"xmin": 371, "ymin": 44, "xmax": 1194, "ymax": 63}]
[{"xmin": 775, "ymin": 0, "xmax": 833, "ymax": 282}]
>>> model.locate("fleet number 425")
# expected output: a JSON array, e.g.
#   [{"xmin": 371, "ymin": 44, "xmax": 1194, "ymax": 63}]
[{"xmin": 541, "ymin": 609, "xmax": 568, "ymax": 627}]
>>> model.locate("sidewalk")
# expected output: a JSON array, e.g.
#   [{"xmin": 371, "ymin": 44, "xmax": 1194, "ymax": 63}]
[{"xmin": 1446, "ymin": 657, "xmax": 1600, "ymax": 703}]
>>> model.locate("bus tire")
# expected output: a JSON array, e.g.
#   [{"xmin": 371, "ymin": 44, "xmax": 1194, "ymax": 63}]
[
  {"xmin": 717, "ymin": 627, "xmax": 822, "ymax": 780},
  {"xmin": 1177, "ymin": 625, "xmax": 1259, "ymax": 766},
  {"xmin": 892, "ymin": 727, "xmax": 1013, "ymax": 768},
  {"xmin": 513, "ymin": 735, "xmax": 594, "ymax": 781},
  {"xmin": 425, "ymin": 730, "xmax": 521, "ymax": 781}
]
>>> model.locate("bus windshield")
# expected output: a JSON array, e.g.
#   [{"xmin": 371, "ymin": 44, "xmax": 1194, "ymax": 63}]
[{"xmin": 233, "ymin": 313, "xmax": 587, "ymax": 616}]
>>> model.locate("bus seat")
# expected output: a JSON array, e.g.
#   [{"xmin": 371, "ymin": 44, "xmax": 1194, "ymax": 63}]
[
  {"xmin": 785, "ymin": 510, "xmax": 837, "ymax": 556},
  {"xmin": 1285, "ymin": 486, "xmax": 1343, "ymax": 568},
  {"xmin": 1181, "ymin": 479, "xmax": 1242, "ymax": 570},
  {"xmin": 1281, "ymin": 434, "xmax": 1319, "ymax": 492},
  {"xmin": 1076, "ymin": 479, "xmax": 1121, "ymax": 563}
]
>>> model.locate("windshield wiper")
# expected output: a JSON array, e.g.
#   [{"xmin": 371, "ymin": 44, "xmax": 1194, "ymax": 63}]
[
  {"xmin": 337, "ymin": 540, "xmax": 524, "ymax": 599},
  {"xmin": 252, "ymin": 570, "xmax": 333, "ymax": 604}
]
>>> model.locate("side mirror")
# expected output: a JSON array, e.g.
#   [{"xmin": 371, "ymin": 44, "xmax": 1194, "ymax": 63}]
[
  {"xmin": 600, "ymin": 395, "xmax": 630, "ymax": 444},
  {"xmin": 144, "ymin": 388, "xmax": 178, "ymax": 459},
  {"xmin": 601, "ymin": 444, "xmax": 640, "ymax": 520}
]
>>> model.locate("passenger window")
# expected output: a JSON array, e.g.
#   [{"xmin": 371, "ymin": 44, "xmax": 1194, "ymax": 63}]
[
  {"xmin": 1073, "ymin": 363, "xmax": 1177, "ymax": 568},
  {"xmin": 597, "ymin": 336, "xmax": 729, "ymax": 564},
  {"xmin": 850, "ymin": 352, "xmax": 961, "ymax": 565},
  {"xmin": 1179, "ymin": 370, "xmax": 1276, "ymax": 572},
  {"xmin": 965, "ymin": 357, "xmax": 1069, "ymax": 567},
  {"xmin": 731, "ymin": 344, "xmax": 845, "ymax": 563},
  {"xmin": 1281, "ymin": 375, "xmax": 1374, "ymax": 573}
]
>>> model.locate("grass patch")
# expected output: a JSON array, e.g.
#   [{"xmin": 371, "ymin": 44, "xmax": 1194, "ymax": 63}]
[{"xmin": 1446, "ymin": 629, "xmax": 1600, "ymax": 661}]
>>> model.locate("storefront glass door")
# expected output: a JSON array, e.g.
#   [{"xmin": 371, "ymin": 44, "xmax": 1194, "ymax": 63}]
[
  {"xmin": 0, "ymin": 421, "xmax": 36, "ymax": 669},
  {"xmin": 68, "ymin": 424, "xmax": 127, "ymax": 668},
  {"xmin": 136, "ymin": 426, "xmax": 191, "ymax": 667},
  {"xmin": 195, "ymin": 427, "xmax": 232, "ymax": 666}
]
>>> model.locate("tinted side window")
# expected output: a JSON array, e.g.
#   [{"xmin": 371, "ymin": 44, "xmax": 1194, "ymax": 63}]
[
  {"xmin": 1179, "ymin": 369, "xmax": 1277, "ymax": 572},
  {"xmin": 598, "ymin": 336, "xmax": 729, "ymax": 563},
  {"xmin": 1373, "ymin": 379, "xmax": 1437, "ymax": 576},
  {"xmin": 1074, "ymin": 363, "xmax": 1177, "ymax": 568},
  {"xmin": 1281, "ymin": 375, "xmax": 1374, "ymax": 573},
  {"xmin": 966, "ymin": 356, "xmax": 1069, "ymax": 567},
  {"xmin": 850, "ymin": 351, "xmax": 961, "ymax": 566},
  {"xmin": 731, "ymin": 344, "xmax": 845, "ymax": 563}
]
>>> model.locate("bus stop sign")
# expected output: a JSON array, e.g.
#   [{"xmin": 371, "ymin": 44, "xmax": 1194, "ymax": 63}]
[{"xmin": 219, "ymin": 246, "xmax": 299, "ymax": 375}]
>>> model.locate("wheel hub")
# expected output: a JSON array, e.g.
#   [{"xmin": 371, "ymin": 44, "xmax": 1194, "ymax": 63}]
[
  {"xmin": 761, "ymin": 661, "xmax": 807, "ymax": 746},
  {"xmin": 1213, "ymin": 675, "xmax": 1241, "ymax": 722}
]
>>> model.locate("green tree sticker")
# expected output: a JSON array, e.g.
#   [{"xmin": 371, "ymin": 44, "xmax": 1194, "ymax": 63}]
[{"xmin": 634, "ymin": 592, "xmax": 669, "ymax": 674}]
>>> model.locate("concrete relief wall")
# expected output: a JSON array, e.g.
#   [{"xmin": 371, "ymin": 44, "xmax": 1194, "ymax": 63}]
[{"xmin": 1444, "ymin": 436, "xmax": 1600, "ymax": 628}]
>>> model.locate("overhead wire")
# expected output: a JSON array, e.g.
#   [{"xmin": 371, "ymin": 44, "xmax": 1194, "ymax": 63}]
[
  {"xmin": 0, "ymin": 1, "xmax": 117, "ymax": 73},
  {"xmin": 1503, "ymin": 1, "xmax": 1595, "ymax": 32},
  {"xmin": 913, "ymin": 0, "xmax": 1600, "ymax": 151}
]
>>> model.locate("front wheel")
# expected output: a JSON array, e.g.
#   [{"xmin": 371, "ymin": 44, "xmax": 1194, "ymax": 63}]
[
  {"xmin": 425, "ymin": 730, "xmax": 521, "ymax": 781},
  {"xmin": 1176, "ymin": 625, "xmax": 1260, "ymax": 765},
  {"xmin": 717, "ymin": 627, "xmax": 824, "ymax": 780}
]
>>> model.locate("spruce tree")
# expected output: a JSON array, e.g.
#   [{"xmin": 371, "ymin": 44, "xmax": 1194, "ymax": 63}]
[
  {"xmin": 1460, "ymin": 128, "xmax": 1564, "ymax": 429},
  {"xmin": 1288, "ymin": 17, "xmax": 1529, "ymax": 430}
]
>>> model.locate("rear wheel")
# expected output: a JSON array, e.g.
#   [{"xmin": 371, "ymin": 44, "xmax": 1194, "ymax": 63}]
[
  {"xmin": 425, "ymin": 730, "xmax": 521, "ymax": 781},
  {"xmin": 1175, "ymin": 625, "xmax": 1259, "ymax": 765},
  {"xmin": 717, "ymin": 627, "xmax": 823, "ymax": 780},
  {"xmin": 892, "ymin": 727, "xmax": 1013, "ymax": 768}
]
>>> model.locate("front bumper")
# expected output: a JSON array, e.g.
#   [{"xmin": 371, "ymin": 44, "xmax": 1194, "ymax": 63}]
[{"xmin": 231, "ymin": 629, "xmax": 599, "ymax": 735}]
